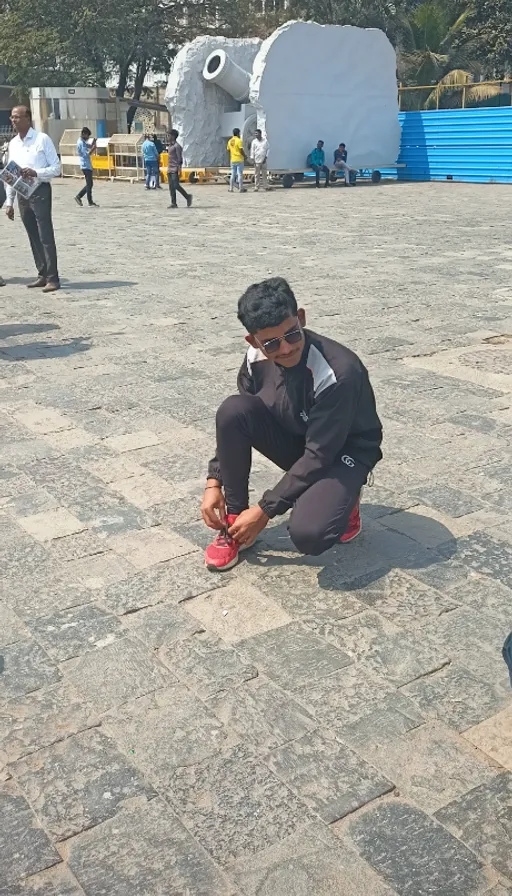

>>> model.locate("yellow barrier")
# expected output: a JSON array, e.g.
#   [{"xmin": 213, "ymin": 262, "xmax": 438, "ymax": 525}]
[
  {"xmin": 85, "ymin": 151, "xmax": 223, "ymax": 185},
  {"xmin": 399, "ymin": 78, "xmax": 512, "ymax": 111}
]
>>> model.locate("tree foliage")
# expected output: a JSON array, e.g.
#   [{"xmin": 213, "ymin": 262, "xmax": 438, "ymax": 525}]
[
  {"xmin": 454, "ymin": 0, "xmax": 512, "ymax": 77},
  {"xmin": 0, "ymin": 0, "xmax": 508, "ymax": 103},
  {"xmin": 0, "ymin": 0, "xmax": 185, "ymax": 98}
]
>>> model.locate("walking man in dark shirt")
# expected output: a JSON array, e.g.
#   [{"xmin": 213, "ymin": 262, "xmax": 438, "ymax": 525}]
[
  {"xmin": 202, "ymin": 277, "xmax": 383, "ymax": 570},
  {"xmin": 167, "ymin": 129, "xmax": 192, "ymax": 209}
]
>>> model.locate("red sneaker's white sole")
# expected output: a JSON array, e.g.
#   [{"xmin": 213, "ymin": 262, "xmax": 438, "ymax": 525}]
[
  {"xmin": 340, "ymin": 521, "xmax": 362, "ymax": 544},
  {"xmin": 204, "ymin": 538, "xmax": 255, "ymax": 572},
  {"xmin": 205, "ymin": 554, "xmax": 240, "ymax": 572}
]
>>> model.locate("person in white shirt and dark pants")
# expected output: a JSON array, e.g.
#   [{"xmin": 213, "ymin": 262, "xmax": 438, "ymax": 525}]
[
  {"xmin": 4, "ymin": 106, "xmax": 61, "ymax": 293},
  {"xmin": 250, "ymin": 130, "xmax": 269, "ymax": 192}
]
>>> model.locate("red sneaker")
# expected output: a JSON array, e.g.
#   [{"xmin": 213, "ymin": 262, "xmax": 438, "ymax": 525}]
[
  {"xmin": 204, "ymin": 514, "xmax": 242, "ymax": 571},
  {"xmin": 340, "ymin": 499, "xmax": 361, "ymax": 543}
]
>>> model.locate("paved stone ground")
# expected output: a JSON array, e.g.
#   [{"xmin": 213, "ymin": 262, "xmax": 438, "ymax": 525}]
[{"xmin": 1, "ymin": 177, "xmax": 512, "ymax": 895}]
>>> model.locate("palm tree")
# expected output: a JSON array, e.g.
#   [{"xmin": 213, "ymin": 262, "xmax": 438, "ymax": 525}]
[{"xmin": 399, "ymin": 0, "xmax": 501, "ymax": 108}]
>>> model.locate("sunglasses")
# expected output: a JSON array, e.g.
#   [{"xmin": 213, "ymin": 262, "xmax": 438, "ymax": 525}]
[{"xmin": 256, "ymin": 323, "xmax": 303, "ymax": 355}]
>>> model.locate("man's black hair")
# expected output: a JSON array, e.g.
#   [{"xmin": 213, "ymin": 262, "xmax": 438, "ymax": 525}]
[
  {"xmin": 233, "ymin": 127, "xmax": 241, "ymax": 136},
  {"xmin": 12, "ymin": 105, "xmax": 32, "ymax": 120},
  {"xmin": 238, "ymin": 277, "xmax": 298, "ymax": 333},
  {"xmin": 339, "ymin": 142, "xmax": 345, "ymax": 147},
  {"xmin": 82, "ymin": 127, "xmax": 91, "ymax": 137},
  {"xmin": 170, "ymin": 128, "xmax": 179, "ymax": 139}
]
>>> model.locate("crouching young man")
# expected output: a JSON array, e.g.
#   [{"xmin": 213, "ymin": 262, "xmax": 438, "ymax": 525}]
[{"xmin": 201, "ymin": 277, "xmax": 383, "ymax": 570}]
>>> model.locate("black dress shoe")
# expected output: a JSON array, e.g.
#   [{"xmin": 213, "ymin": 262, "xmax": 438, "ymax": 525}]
[{"xmin": 27, "ymin": 278, "xmax": 47, "ymax": 288}]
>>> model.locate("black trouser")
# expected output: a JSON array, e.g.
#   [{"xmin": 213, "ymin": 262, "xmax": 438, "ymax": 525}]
[
  {"xmin": 216, "ymin": 394, "xmax": 368, "ymax": 556},
  {"xmin": 18, "ymin": 183, "xmax": 59, "ymax": 285},
  {"xmin": 168, "ymin": 171, "xmax": 190, "ymax": 205},
  {"xmin": 77, "ymin": 169, "xmax": 94, "ymax": 204},
  {"xmin": 311, "ymin": 164, "xmax": 330, "ymax": 187}
]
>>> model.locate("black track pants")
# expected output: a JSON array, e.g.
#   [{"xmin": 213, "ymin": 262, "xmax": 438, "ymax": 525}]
[{"xmin": 215, "ymin": 393, "xmax": 368, "ymax": 555}]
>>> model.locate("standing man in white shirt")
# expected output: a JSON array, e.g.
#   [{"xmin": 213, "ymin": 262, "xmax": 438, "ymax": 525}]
[
  {"xmin": 250, "ymin": 129, "xmax": 269, "ymax": 192},
  {"xmin": 4, "ymin": 106, "xmax": 61, "ymax": 293}
]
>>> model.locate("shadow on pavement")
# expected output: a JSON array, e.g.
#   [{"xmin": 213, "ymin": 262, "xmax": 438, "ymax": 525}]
[
  {"xmin": 0, "ymin": 323, "xmax": 60, "ymax": 339},
  {"xmin": 243, "ymin": 505, "xmax": 458, "ymax": 589},
  {"xmin": 0, "ymin": 337, "xmax": 91, "ymax": 361},
  {"xmin": 63, "ymin": 280, "xmax": 137, "ymax": 290},
  {"xmin": 2, "ymin": 277, "xmax": 40, "ymax": 285}
]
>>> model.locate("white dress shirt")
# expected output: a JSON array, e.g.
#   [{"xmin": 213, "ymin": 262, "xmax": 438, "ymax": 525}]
[
  {"xmin": 250, "ymin": 137, "xmax": 269, "ymax": 164},
  {"xmin": 5, "ymin": 127, "xmax": 61, "ymax": 206}
]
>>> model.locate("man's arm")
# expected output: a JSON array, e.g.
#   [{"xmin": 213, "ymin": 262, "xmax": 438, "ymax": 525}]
[
  {"xmin": 4, "ymin": 143, "xmax": 15, "ymax": 207},
  {"xmin": 35, "ymin": 135, "xmax": 61, "ymax": 180},
  {"xmin": 258, "ymin": 375, "xmax": 362, "ymax": 518},
  {"xmin": 176, "ymin": 144, "xmax": 183, "ymax": 168}
]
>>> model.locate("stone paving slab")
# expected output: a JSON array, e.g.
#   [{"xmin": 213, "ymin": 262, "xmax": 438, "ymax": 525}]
[
  {"xmin": 343, "ymin": 801, "xmax": 491, "ymax": 896},
  {"xmin": 265, "ymin": 729, "xmax": 394, "ymax": 823},
  {"xmin": 0, "ymin": 783, "xmax": 61, "ymax": 887},
  {"xmin": 12, "ymin": 728, "xmax": 156, "ymax": 840},
  {"xmin": 0, "ymin": 866, "xmax": 85, "ymax": 896},
  {"xmin": 1, "ymin": 179, "xmax": 512, "ymax": 892},
  {"xmin": 66, "ymin": 797, "xmax": 236, "ymax": 895},
  {"xmin": 230, "ymin": 821, "xmax": 398, "ymax": 896},
  {"xmin": 102, "ymin": 684, "xmax": 236, "ymax": 790},
  {"xmin": 435, "ymin": 773, "xmax": 512, "ymax": 879},
  {"xmin": 167, "ymin": 743, "xmax": 312, "ymax": 866}
]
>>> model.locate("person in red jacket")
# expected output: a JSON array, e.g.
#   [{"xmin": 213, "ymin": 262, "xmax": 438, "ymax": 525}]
[{"xmin": 202, "ymin": 277, "xmax": 383, "ymax": 570}]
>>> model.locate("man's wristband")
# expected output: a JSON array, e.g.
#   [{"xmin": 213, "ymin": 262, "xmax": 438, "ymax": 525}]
[{"xmin": 204, "ymin": 484, "xmax": 222, "ymax": 490}]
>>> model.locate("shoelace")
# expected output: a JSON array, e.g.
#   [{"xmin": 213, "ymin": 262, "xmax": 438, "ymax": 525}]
[{"xmin": 214, "ymin": 527, "xmax": 234, "ymax": 547}]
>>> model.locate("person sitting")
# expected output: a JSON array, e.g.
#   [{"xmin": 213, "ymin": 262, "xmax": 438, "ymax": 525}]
[
  {"xmin": 308, "ymin": 141, "xmax": 330, "ymax": 188},
  {"xmin": 334, "ymin": 143, "xmax": 355, "ymax": 186},
  {"xmin": 201, "ymin": 276, "xmax": 383, "ymax": 571}
]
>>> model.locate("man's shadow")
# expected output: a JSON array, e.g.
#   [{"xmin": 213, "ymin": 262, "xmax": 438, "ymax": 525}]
[
  {"xmin": 243, "ymin": 504, "xmax": 459, "ymax": 591},
  {"xmin": 0, "ymin": 323, "xmax": 60, "ymax": 339}
]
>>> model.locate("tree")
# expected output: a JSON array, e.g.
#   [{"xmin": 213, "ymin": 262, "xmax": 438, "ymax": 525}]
[
  {"xmin": 0, "ymin": 0, "xmax": 184, "ymax": 102},
  {"xmin": 454, "ymin": 0, "xmax": 512, "ymax": 77},
  {"xmin": 397, "ymin": 0, "xmax": 501, "ymax": 107},
  {"xmin": 284, "ymin": 0, "xmax": 413, "ymax": 49}
]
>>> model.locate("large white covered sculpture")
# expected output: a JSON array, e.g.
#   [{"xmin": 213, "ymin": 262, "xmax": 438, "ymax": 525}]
[{"xmin": 165, "ymin": 21, "xmax": 400, "ymax": 171}]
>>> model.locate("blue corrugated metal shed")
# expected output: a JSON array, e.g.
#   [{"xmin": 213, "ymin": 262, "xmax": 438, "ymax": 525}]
[{"xmin": 388, "ymin": 107, "xmax": 512, "ymax": 183}]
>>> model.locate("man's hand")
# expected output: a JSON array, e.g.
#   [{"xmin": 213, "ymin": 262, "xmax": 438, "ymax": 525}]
[
  {"xmin": 201, "ymin": 482, "xmax": 226, "ymax": 530},
  {"xmin": 5, "ymin": 205, "xmax": 14, "ymax": 220},
  {"xmin": 229, "ymin": 505, "xmax": 269, "ymax": 545},
  {"xmin": 20, "ymin": 168, "xmax": 37, "ymax": 179}
]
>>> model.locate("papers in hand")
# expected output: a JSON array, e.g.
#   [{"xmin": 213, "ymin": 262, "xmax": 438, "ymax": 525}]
[{"xmin": 0, "ymin": 160, "xmax": 39, "ymax": 198}]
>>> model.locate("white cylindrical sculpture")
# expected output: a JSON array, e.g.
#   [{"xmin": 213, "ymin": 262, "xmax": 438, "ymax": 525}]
[{"xmin": 203, "ymin": 49, "xmax": 251, "ymax": 103}]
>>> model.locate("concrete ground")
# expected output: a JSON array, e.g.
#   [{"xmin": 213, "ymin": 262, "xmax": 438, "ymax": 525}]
[{"xmin": 1, "ymin": 176, "xmax": 512, "ymax": 896}]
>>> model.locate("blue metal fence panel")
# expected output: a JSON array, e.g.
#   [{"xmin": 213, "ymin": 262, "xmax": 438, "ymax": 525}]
[{"xmin": 383, "ymin": 107, "xmax": 512, "ymax": 184}]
